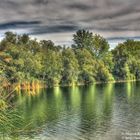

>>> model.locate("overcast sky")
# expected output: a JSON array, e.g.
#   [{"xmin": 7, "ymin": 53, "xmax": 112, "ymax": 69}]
[{"xmin": 0, "ymin": 0, "xmax": 140, "ymax": 47}]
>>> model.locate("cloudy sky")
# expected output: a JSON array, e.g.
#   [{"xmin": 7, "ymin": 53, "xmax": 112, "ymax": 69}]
[{"xmin": 0, "ymin": 0, "xmax": 140, "ymax": 47}]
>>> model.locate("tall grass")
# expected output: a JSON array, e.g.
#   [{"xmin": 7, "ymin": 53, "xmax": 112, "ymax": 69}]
[
  {"xmin": 0, "ymin": 75, "xmax": 24, "ymax": 138},
  {"xmin": 0, "ymin": 76, "xmax": 44, "ymax": 139}
]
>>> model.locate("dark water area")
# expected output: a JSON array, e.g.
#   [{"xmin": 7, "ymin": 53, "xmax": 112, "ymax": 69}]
[{"xmin": 15, "ymin": 82, "xmax": 140, "ymax": 140}]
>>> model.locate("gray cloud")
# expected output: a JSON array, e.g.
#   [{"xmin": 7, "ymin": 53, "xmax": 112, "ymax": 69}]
[
  {"xmin": 0, "ymin": 21, "xmax": 40, "ymax": 30},
  {"xmin": 107, "ymin": 36, "xmax": 140, "ymax": 41},
  {"xmin": 66, "ymin": 3, "xmax": 96, "ymax": 11},
  {"xmin": 30, "ymin": 25, "xmax": 79, "ymax": 35},
  {"xmin": 0, "ymin": 0, "xmax": 140, "ymax": 45}
]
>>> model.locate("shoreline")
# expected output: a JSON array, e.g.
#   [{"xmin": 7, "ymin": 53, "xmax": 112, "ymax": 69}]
[
  {"xmin": 54, "ymin": 79, "xmax": 139, "ymax": 88},
  {"xmin": 15, "ymin": 79, "xmax": 139, "ymax": 90}
]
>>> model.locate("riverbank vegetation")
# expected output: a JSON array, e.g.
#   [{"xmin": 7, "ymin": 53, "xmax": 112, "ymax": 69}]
[
  {"xmin": 1, "ymin": 30, "xmax": 140, "ymax": 89},
  {"xmin": 0, "ymin": 76, "xmax": 23, "ymax": 138}
]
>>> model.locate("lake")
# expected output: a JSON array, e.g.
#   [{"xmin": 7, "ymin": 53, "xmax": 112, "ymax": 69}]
[{"xmin": 15, "ymin": 82, "xmax": 140, "ymax": 140}]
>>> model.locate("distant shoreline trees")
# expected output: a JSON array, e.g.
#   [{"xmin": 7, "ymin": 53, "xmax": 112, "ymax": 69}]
[{"xmin": 0, "ymin": 30, "xmax": 140, "ymax": 87}]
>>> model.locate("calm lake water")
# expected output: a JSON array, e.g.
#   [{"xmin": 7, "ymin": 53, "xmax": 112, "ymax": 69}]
[{"xmin": 15, "ymin": 82, "xmax": 140, "ymax": 140}]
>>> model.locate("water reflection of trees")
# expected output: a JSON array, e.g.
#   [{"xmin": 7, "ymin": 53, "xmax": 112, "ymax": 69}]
[
  {"xmin": 15, "ymin": 82, "xmax": 140, "ymax": 139},
  {"xmin": 16, "ymin": 84, "xmax": 115, "ymax": 139},
  {"xmin": 79, "ymin": 84, "xmax": 114, "ymax": 139}
]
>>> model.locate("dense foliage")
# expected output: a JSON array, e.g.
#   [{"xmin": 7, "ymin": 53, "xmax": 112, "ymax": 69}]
[{"xmin": 0, "ymin": 30, "xmax": 140, "ymax": 88}]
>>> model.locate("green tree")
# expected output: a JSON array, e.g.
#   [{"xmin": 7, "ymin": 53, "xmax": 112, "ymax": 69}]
[
  {"xmin": 92, "ymin": 34, "xmax": 109, "ymax": 59},
  {"xmin": 73, "ymin": 30, "xmax": 93, "ymax": 49},
  {"xmin": 61, "ymin": 48, "xmax": 79, "ymax": 85},
  {"xmin": 74, "ymin": 48, "xmax": 97, "ymax": 84},
  {"xmin": 42, "ymin": 49, "xmax": 63, "ymax": 86}
]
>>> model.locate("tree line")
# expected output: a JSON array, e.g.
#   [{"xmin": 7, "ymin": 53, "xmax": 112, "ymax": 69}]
[{"xmin": 0, "ymin": 30, "xmax": 140, "ymax": 87}]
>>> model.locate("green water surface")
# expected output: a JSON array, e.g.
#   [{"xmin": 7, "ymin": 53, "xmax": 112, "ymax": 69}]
[{"xmin": 14, "ymin": 82, "xmax": 140, "ymax": 140}]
